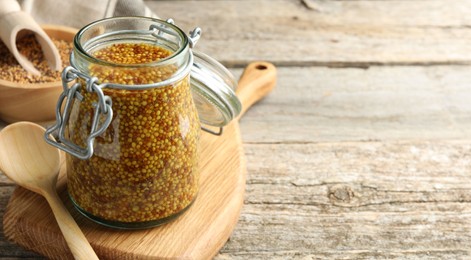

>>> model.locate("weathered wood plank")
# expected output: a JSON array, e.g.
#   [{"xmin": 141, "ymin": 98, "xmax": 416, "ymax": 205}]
[
  {"xmin": 5, "ymin": 65, "xmax": 471, "ymax": 143},
  {"xmin": 236, "ymin": 65, "xmax": 471, "ymax": 143},
  {"xmin": 146, "ymin": 0, "xmax": 471, "ymax": 66},
  {"xmin": 216, "ymin": 141, "xmax": 471, "ymax": 259}
]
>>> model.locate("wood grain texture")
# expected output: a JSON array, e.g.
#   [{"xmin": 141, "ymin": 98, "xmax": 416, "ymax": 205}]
[
  {"xmin": 238, "ymin": 65, "xmax": 471, "ymax": 143},
  {"xmin": 147, "ymin": 0, "xmax": 471, "ymax": 66},
  {"xmin": 217, "ymin": 141, "xmax": 471, "ymax": 259}
]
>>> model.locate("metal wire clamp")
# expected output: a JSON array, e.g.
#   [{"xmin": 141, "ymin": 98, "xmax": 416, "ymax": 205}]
[{"xmin": 44, "ymin": 67, "xmax": 113, "ymax": 160}]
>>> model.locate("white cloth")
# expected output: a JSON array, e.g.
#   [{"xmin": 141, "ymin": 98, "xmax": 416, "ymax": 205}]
[{"xmin": 17, "ymin": 0, "xmax": 158, "ymax": 29}]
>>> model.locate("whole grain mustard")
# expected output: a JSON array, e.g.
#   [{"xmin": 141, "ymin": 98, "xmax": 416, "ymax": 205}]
[{"xmin": 66, "ymin": 43, "xmax": 200, "ymax": 226}]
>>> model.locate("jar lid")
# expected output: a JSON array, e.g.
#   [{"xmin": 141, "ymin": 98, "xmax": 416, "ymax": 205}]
[{"xmin": 190, "ymin": 50, "xmax": 242, "ymax": 127}]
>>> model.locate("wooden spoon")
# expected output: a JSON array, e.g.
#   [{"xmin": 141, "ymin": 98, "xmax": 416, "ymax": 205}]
[
  {"xmin": 0, "ymin": 0, "xmax": 61, "ymax": 75},
  {"xmin": 0, "ymin": 122, "xmax": 99, "ymax": 260}
]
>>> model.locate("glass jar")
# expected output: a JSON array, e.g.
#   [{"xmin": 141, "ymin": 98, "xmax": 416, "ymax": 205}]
[{"xmin": 45, "ymin": 17, "xmax": 241, "ymax": 229}]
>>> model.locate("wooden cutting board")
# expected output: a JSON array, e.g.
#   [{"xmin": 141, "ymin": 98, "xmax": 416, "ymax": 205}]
[{"xmin": 2, "ymin": 61, "xmax": 276, "ymax": 259}]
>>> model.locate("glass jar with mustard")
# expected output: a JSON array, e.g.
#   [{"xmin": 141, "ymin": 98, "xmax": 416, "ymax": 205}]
[{"xmin": 45, "ymin": 17, "xmax": 241, "ymax": 229}]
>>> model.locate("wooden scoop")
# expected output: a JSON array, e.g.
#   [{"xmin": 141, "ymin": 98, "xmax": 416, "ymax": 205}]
[{"xmin": 0, "ymin": 0, "xmax": 61, "ymax": 76}]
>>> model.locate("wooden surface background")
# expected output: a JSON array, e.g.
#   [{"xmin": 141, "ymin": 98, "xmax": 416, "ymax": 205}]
[{"xmin": 2, "ymin": 0, "xmax": 471, "ymax": 259}]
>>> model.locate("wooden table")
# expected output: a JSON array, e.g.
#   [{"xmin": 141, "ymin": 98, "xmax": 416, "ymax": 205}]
[{"xmin": 2, "ymin": 0, "xmax": 471, "ymax": 259}]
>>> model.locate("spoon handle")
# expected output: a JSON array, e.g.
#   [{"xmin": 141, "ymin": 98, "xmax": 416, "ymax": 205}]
[
  {"xmin": 43, "ymin": 190, "xmax": 99, "ymax": 260},
  {"xmin": 236, "ymin": 61, "xmax": 276, "ymax": 119}
]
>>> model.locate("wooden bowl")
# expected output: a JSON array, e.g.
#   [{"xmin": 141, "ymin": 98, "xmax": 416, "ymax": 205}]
[{"xmin": 0, "ymin": 25, "xmax": 77, "ymax": 124}]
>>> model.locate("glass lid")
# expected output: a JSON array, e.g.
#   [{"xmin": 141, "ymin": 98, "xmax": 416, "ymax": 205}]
[{"xmin": 190, "ymin": 50, "xmax": 242, "ymax": 127}]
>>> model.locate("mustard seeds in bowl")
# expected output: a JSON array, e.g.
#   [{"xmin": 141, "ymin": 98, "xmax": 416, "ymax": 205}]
[
  {"xmin": 0, "ymin": 26, "xmax": 77, "ymax": 124},
  {"xmin": 0, "ymin": 34, "xmax": 72, "ymax": 83}
]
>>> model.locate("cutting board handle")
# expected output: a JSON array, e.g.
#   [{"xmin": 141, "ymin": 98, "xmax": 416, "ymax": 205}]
[{"xmin": 236, "ymin": 61, "xmax": 276, "ymax": 119}]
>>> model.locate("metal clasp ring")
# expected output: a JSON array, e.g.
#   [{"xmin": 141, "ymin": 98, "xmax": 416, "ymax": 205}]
[{"xmin": 45, "ymin": 66, "xmax": 113, "ymax": 160}]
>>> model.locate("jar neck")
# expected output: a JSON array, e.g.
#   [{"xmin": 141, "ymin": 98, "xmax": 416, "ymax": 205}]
[{"xmin": 71, "ymin": 17, "xmax": 192, "ymax": 89}]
